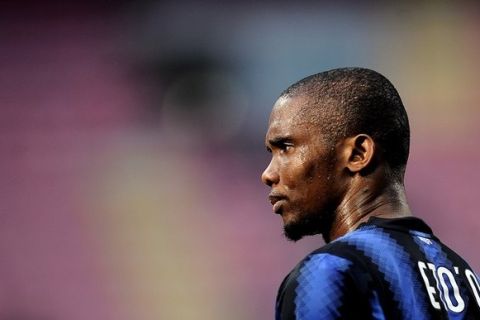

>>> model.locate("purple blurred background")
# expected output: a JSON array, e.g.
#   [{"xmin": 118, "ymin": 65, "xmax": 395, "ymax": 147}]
[{"xmin": 1, "ymin": 1, "xmax": 479, "ymax": 319}]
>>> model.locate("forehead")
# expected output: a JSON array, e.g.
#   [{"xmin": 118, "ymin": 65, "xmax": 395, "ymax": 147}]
[{"xmin": 266, "ymin": 95, "xmax": 315, "ymax": 138}]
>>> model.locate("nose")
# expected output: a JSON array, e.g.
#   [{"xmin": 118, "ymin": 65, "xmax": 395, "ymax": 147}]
[{"xmin": 261, "ymin": 159, "xmax": 279, "ymax": 187}]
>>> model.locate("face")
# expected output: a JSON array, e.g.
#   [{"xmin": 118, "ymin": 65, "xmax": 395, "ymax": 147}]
[{"xmin": 261, "ymin": 95, "xmax": 341, "ymax": 241}]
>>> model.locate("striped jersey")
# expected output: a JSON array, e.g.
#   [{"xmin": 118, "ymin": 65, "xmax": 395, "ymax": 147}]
[{"xmin": 275, "ymin": 217, "xmax": 480, "ymax": 319}]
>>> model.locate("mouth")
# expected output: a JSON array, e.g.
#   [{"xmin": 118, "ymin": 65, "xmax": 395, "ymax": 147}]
[{"xmin": 268, "ymin": 193, "xmax": 287, "ymax": 214}]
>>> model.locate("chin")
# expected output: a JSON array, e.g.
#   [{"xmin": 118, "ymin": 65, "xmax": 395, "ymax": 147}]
[
  {"xmin": 283, "ymin": 224, "xmax": 306, "ymax": 242},
  {"xmin": 283, "ymin": 215, "xmax": 323, "ymax": 242},
  {"xmin": 282, "ymin": 208, "xmax": 334, "ymax": 242}
]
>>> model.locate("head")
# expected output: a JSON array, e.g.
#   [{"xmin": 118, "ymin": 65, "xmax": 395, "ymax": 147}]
[{"xmin": 261, "ymin": 67, "xmax": 410, "ymax": 241}]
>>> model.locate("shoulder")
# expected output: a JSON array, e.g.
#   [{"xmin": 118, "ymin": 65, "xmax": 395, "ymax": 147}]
[
  {"xmin": 276, "ymin": 227, "xmax": 403, "ymax": 319},
  {"xmin": 277, "ymin": 226, "xmax": 392, "ymax": 300},
  {"xmin": 278, "ymin": 250, "xmax": 353, "ymax": 290},
  {"xmin": 282, "ymin": 226, "xmax": 391, "ymax": 294},
  {"xmin": 288, "ymin": 227, "xmax": 384, "ymax": 277},
  {"xmin": 307, "ymin": 225, "xmax": 388, "ymax": 264},
  {"xmin": 279, "ymin": 239, "xmax": 368, "ymax": 299},
  {"xmin": 296, "ymin": 251, "xmax": 354, "ymax": 283},
  {"xmin": 276, "ymin": 246, "xmax": 371, "ymax": 319}
]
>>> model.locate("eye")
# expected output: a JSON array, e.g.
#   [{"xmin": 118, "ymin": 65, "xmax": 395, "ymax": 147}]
[{"xmin": 280, "ymin": 143, "xmax": 293, "ymax": 153}]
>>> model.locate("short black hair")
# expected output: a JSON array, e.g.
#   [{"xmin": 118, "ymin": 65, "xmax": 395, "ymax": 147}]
[{"xmin": 281, "ymin": 67, "xmax": 410, "ymax": 180}]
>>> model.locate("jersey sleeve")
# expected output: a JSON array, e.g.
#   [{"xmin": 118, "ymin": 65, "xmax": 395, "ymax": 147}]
[{"xmin": 276, "ymin": 253, "xmax": 364, "ymax": 320}]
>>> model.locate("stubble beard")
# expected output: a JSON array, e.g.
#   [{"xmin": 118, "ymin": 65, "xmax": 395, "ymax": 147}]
[{"xmin": 283, "ymin": 205, "xmax": 336, "ymax": 242}]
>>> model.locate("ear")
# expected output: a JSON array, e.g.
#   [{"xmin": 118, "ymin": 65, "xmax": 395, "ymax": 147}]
[{"xmin": 342, "ymin": 134, "xmax": 375, "ymax": 173}]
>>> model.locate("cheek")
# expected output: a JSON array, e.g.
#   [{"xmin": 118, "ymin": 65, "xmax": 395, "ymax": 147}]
[
  {"xmin": 303, "ymin": 161, "xmax": 334, "ymax": 198},
  {"xmin": 288, "ymin": 149, "xmax": 316, "ymax": 185},
  {"xmin": 280, "ymin": 160, "xmax": 307, "ymax": 188},
  {"xmin": 280, "ymin": 149, "xmax": 330, "ymax": 191},
  {"xmin": 282, "ymin": 162, "xmax": 321, "ymax": 192},
  {"xmin": 304, "ymin": 161, "xmax": 318, "ymax": 182},
  {"xmin": 298, "ymin": 147, "xmax": 324, "ymax": 179}
]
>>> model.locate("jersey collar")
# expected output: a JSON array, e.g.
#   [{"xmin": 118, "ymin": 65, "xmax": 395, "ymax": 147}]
[{"xmin": 359, "ymin": 216, "xmax": 434, "ymax": 235}]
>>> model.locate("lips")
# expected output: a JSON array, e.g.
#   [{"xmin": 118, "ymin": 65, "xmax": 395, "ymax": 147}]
[{"xmin": 268, "ymin": 193, "xmax": 287, "ymax": 214}]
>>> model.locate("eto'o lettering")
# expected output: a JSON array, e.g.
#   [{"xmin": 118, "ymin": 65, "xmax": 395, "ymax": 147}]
[{"xmin": 418, "ymin": 261, "xmax": 480, "ymax": 312}]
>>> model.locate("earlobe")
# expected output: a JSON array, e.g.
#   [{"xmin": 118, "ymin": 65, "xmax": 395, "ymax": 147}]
[{"xmin": 345, "ymin": 134, "xmax": 375, "ymax": 173}]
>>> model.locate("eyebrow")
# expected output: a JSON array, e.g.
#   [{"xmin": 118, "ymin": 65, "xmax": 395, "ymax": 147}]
[{"xmin": 266, "ymin": 136, "xmax": 293, "ymax": 148}]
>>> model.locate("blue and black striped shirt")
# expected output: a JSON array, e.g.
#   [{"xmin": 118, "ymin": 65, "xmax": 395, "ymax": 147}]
[{"xmin": 275, "ymin": 217, "xmax": 480, "ymax": 319}]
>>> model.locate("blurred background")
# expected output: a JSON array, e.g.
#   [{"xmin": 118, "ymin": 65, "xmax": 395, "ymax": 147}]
[{"xmin": 1, "ymin": 0, "xmax": 479, "ymax": 319}]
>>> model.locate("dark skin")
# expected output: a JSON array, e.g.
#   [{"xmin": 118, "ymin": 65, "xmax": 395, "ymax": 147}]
[{"xmin": 261, "ymin": 95, "xmax": 412, "ymax": 243}]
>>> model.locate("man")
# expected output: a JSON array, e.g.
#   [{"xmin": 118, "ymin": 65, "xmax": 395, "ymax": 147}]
[{"xmin": 261, "ymin": 68, "xmax": 480, "ymax": 319}]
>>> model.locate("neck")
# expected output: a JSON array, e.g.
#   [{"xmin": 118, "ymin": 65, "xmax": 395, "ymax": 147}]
[{"xmin": 325, "ymin": 175, "xmax": 411, "ymax": 243}]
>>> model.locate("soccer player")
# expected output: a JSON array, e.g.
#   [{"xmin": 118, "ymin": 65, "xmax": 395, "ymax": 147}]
[{"xmin": 261, "ymin": 68, "xmax": 480, "ymax": 319}]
